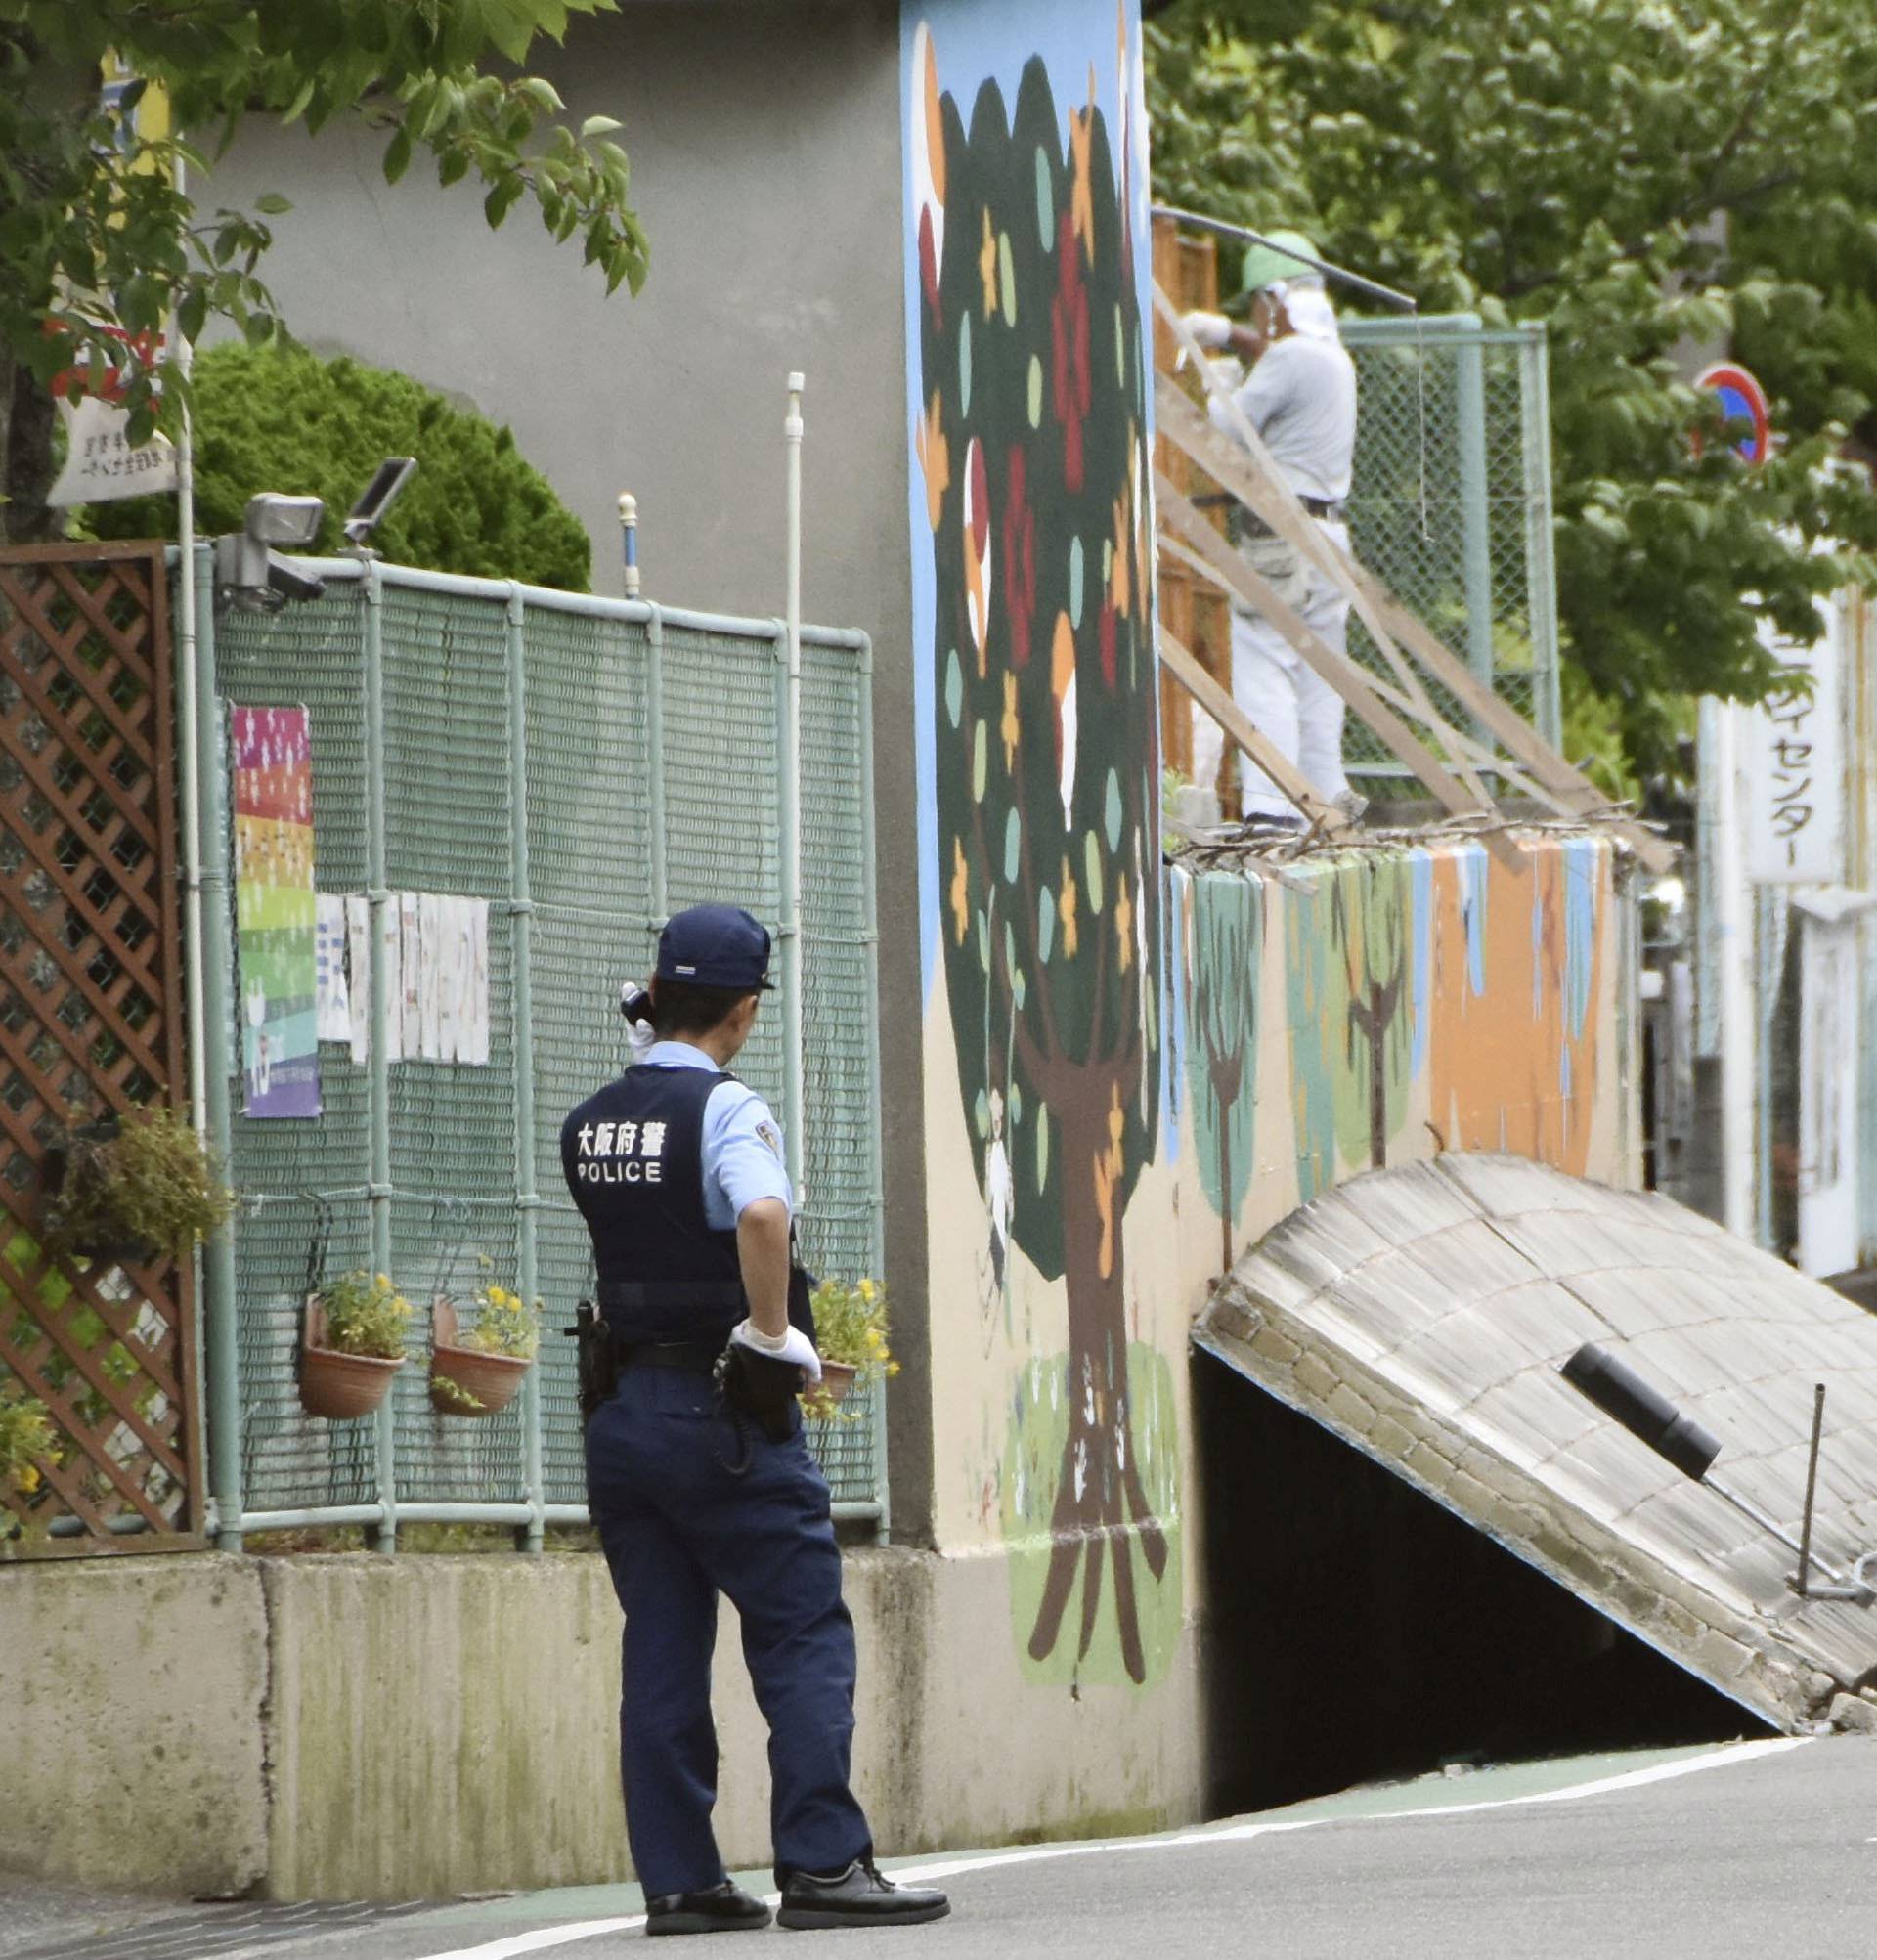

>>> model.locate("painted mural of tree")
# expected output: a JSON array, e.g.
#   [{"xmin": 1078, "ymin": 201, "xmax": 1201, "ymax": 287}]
[
  {"xmin": 1333, "ymin": 857, "xmax": 1419, "ymax": 1171},
  {"xmin": 915, "ymin": 40, "xmax": 1166, "ymax": 1681},
  {"xmin": 1284, "ymin": 855, "xmax": 1423, "ymax": 1191},
  {"xmin": 1186, "ymin": 871, "xmax": 1260, "ymax": 1271}
]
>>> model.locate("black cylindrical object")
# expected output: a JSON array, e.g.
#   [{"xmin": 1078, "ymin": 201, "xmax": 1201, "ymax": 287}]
[{"xmin": 1560, "ymin": 1343, "xmax": 1723, "ymax": 1482}]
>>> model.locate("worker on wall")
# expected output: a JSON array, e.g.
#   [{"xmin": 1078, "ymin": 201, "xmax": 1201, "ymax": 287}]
[{"xmin": 1186, "ymin": 230, "xmax": 1365, "ymax": 828}]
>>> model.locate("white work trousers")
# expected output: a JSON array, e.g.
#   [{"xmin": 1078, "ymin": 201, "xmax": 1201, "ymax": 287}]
[{"xmin": 1208, "ymin": 518, "xmax": 1354, "ymax": 820}]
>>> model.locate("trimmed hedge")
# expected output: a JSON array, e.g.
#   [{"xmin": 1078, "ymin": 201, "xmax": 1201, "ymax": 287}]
[{"xmin": 90, "ymin": 343, "xmax": 590, "ymax": 591}]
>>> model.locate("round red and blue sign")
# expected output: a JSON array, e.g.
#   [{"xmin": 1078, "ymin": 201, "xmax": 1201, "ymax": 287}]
[{"xmin": 1693, "ymin": 362, "xmax": 1771, "ymax": 465}]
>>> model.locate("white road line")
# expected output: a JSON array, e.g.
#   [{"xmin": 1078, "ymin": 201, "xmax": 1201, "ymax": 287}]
[
  {"xmin": 407, "ymin": 1919, "xmax": 645, "ymax": 1960},
  {"xmin": 413, "ymin": 1738, "xmax": 1812, "ymax": 1960}
]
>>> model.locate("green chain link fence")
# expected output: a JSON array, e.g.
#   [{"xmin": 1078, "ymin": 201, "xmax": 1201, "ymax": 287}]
[
  {"xmin": 195, "ymin": 555, "xmax": 884, "ymax": 1541},
  {"xmin": 1340, "ymin": 313, "xmax": 1561, "ymax": 780}
]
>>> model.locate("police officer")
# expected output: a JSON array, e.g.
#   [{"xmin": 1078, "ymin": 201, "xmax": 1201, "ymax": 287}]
[{"xmin": 563, "ymin": 903, "xmax": 949, "ymax": 1935}]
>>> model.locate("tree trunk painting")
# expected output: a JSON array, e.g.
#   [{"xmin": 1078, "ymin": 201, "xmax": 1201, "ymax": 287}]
[
  {"xmin": 1332, "ymin": 855, "xmax": 1421, "ymax": 1173},
  {"xmin": 912, "ymin": 17, "xmax": 1172, "ymax": 1683},
  {"xmin": 1186, "ymin": 870, "xmax": 1260, "ymax": 1271}
]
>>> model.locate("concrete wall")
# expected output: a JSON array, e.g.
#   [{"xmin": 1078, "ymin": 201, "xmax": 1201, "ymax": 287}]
[
  {"xmin": 1, "ymin": 1548, "xmax": 1200, "ymax": 1900},
  {"xmin": 0, "ymin": 1558, "xmax": 269, "ymax": 1895}
]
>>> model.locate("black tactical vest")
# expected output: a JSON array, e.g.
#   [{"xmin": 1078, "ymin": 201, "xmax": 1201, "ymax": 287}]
[{"xmin": 560, "ymin": 1063, "xmax": 747, "ymax": 1344}]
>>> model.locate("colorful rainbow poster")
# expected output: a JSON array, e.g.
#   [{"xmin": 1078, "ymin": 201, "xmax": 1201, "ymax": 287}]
[{"xmin": 232, "ymin": 705, "xmax": 321, "ymax": 1118}]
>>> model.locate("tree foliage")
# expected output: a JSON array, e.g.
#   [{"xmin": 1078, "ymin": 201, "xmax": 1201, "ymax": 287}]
[
  {"xmin": 0, "ymin": 0, "xmax": 644, "ymax": 536},
  {"xmin": 89, "ymin": 343, "xmax": 591, "ymax": 589},
  {"xmin": 1147, "ymin": 0, "xmax": 1877, "ymax": 777}
]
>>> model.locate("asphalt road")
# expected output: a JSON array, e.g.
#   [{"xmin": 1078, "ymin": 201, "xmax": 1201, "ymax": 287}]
[{"xmin": 13, "ymin": 1736, "xmax": 1873, "ymax": 1959}]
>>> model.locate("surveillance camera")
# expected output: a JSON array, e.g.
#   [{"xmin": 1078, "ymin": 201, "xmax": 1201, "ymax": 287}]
[{"xmin": 266, "ymin": 555, "xmax": 327, "ymax": 604}]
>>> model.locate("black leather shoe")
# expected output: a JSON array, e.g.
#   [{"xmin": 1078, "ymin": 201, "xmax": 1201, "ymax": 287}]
[
  {"xmin": 776, "ymin": 1857, "xmax": 950, "ymax": 1930},
  {"xmin": 645, "ymin": 1880, "xmax": 771, "ymax": 1935}
]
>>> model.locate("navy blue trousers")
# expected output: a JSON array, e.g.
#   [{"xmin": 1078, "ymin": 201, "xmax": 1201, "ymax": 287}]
[{"xmin": 586, "ymin": 1364, "xmax": 872, "ymax": 1895}]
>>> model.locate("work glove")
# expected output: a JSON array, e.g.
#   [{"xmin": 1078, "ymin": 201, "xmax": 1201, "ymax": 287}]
[
  {"xmin": 730, "ymin": 1316, "xmax": 822, "ymax": 1383},
  {"xmin": 1181, "ymin": 309, "xmax": 1233, "ymax": 350}
]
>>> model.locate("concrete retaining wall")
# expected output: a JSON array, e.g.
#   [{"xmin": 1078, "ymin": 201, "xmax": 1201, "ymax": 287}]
[
  {"xmin": 1, "ymin": 1547, "xmax": 1201, "ymax": 1900},
  {"xmin": 0, "ymin": 1558, "xmax": 270, "ymax": 1895}
]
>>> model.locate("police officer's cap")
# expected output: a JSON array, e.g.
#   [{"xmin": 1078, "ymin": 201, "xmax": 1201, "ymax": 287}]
[{"xmin": 655, "ymin": 904, "xmax": 775, "ymax": 992}]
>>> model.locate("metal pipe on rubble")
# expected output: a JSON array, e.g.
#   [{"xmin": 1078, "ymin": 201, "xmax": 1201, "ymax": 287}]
[{"xmin": 780, "ymin": 373, "xmax": 807, "ymax": 1203}]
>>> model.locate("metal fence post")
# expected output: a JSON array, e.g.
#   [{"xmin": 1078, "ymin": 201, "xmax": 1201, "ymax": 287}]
[
  {"xmin": 1453, "ymin": 316, "xmax": 1495, "ymax": 698},
  {"xmin": 775, "ymin": 620, "xmax": 805, "ymax": 1202},
  {"xmin": 780, "ymin": 375, "xmax": 808, "ymax": 1209},
  {"xmin": 855, "ymin": 632, "xmax": 890, "ymax": 1539},
  {"xmin": 1520, "ymin": 327, "xmax": 1564, "ymax": 747},
  {"xmin": 193, "ymin": 544, "xmax": 245, "ymax": 1550},
  {"xmin": 646, "ymin": 604, "xmax": 668, "ymax": 927},
  {"xmin": 505, "ymin": 586, "xmax": 546, "ymax": 1551},
  {"xmin": 362, "ymin": 562, "xmax": 398, "ymax": 1550}
]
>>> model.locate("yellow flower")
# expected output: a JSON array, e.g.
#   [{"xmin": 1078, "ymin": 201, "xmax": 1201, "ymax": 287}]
[
  {"xmin": 375, "ymin": 1274, "xmax": 391, "ymax": 1291},
  {"xmin": 857, "ymin": 1278, "xmax": 877, "ymax": 1304},
  {"xmin": 18, "ymin": 1464, "xmax": 40, "ymax": 1494}
]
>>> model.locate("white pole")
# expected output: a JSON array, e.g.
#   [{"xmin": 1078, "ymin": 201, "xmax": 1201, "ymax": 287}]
[
  {"xmin": 1706, "ymin": 696, "xmax": 1755, "ymax": 1237},
  {"xmin": 617, "ymin": 491, "xmax": 639, "ymax": 598},
  {"xmin": 171, "ymin": 151, "xmax": 207, "ymax": 1143},
  {"xmin": 781, "ymin": 373, "xmax": 806, "ymax": 1205}
]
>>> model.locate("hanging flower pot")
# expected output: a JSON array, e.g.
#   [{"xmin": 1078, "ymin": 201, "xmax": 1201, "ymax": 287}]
[
  {"xmin": 429, "ymin": 1295, "xmax": 535, "ymax": 1418},
  {"xmin": 801, "ymin": 1275, "xmax": 895, "ymax": 1422},
  {"xmin": 299, "ymin": 1275, "xmax": 411, "ymax": 1419},
  {"xmin": 41, "ymin": 1109, "xmax": 231, "ymax": 1267}
]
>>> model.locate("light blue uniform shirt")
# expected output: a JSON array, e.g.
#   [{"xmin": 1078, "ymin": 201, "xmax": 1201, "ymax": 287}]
[{"xmin": 642, "ymin": 1040, "xmax": 793, "ymax": 1230}]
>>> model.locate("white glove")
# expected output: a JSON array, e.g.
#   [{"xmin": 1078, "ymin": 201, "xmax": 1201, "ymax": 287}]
[
  {"xmin": 1181, "ymin": 309, "xmax": 1233, "ymax": 351},
  {"xmin": 619, "ymin": 981, "xmax": 657, "ymax": 1061},
  {"xmin": 730, "ymin": 1317, "xmax": 821, "ymax": 1383}
]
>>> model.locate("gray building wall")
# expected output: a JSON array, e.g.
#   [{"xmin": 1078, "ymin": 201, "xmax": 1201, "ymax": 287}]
[{"xmin": 204, "ymin": 0, "xmax": 938, "ymax": 1539}]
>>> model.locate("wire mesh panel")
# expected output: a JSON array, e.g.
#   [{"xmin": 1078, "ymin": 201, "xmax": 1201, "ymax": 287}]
[
  {"xmin": 1339, "ymin": 317, "xmax": 1561, "ymax": 780},
  {"xmin": 201, "ymin": 566, "xmax": 883, "ymax": 1528}
]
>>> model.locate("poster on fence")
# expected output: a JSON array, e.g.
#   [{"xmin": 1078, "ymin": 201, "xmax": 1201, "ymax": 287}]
[{"xmin": 232, "ymin": 705, "xmax": 321, "ymax": 1117}]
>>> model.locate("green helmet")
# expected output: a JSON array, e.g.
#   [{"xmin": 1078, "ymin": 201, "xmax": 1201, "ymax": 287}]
[{"xmin": 1237, "ymin": 229, "xmax": 1321, "ymax": 300}]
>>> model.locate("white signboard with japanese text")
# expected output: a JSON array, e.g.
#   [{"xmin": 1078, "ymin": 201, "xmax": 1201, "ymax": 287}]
[
  {"xmin": 46, "ymin": 391, "xmax": 176, "ymax": 506},
  {"xmin": 1798, "ymin": 912, "xmax": 1860, "ymax": 1279},
  {"xmin": 1740, "ymin": 604, "xmax": 1844, "ymax": 886}
]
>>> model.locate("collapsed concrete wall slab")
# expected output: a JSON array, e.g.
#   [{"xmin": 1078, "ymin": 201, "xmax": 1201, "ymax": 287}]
[{"xmin": 1196, "ymin": 1154, "xmax": 1877, "ymax": 1733}]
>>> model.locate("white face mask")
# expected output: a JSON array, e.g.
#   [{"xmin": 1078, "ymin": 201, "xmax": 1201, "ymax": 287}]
[{"xmin": 1281, "ymin": 286, "xmax": 1340, "ymax": 342}]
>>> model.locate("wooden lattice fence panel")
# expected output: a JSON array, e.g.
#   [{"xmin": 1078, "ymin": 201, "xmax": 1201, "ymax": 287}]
[{"xmin": 0, "ymin": 542, "xmax": 200, "ymax": 1555}]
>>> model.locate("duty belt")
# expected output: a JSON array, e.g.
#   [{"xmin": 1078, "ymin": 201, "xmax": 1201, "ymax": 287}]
[
  {"xmin": 618, "ymin": 1339, "xmax": 721, "ymax": 1375},
  {"xmin": 596, "ymin": 1280, "xmax": 745, "ymax": 1311}
]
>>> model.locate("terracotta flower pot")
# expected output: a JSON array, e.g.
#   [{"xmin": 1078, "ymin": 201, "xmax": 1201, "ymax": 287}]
[
  {"xmin": 803, "ymin": 1359, "xmax": 858, "ymax": 1419},
  {"xmin": 429, "ymin": 1297, "xmax": 533, "ymax": 1417},
  {"xmin": 300, "ymin": 1299, "xmax": 405, "ymax": 1419}
]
